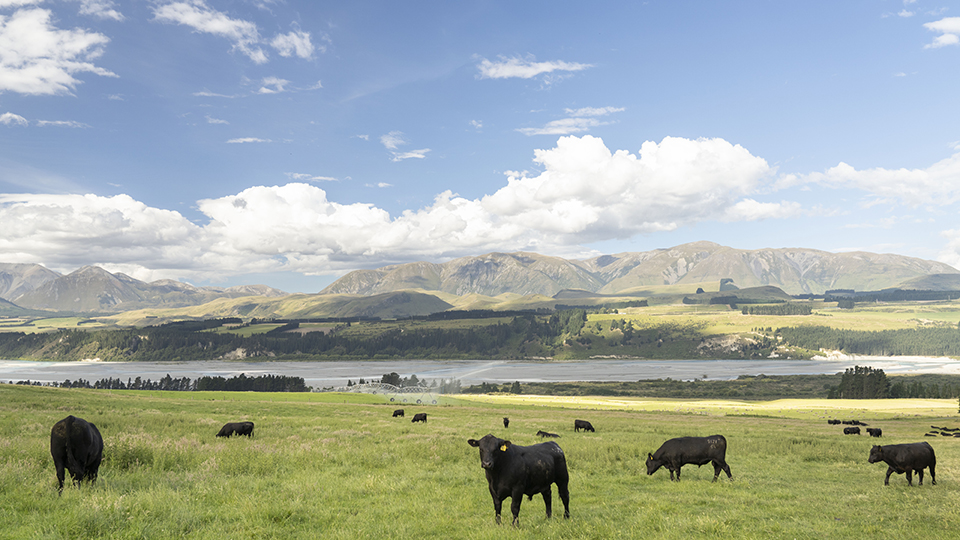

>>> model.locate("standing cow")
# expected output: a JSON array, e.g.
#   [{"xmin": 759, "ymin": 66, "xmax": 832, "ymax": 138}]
[
  {"xmin": 646, "ymin": 435, "xmax": 732, "ymax": 482},
  {"xmin": 503, "ymin": 417, "xmax": 510, "ymax": 429},
  {"xmin": 866, "ymin": 428, "xmax": 882, "ymax": 438},
  {"xmin": 843, "ymin": 427, "xmax": 861, "ymax": 435},
  {"xmin": 868, "ymin": 443, "xmax": 936, "ymax": 486},
  {"xmin": 467, "ymin": 434, "xmax": 570, "ymax": 526},
  {"xmin": 50, "ymin": 415, "xmax": 103, "ymax": 494},
  {"xmin": 217, "ymin": 421, "xmax": 255, "ymax": 438},
  {"xmin": 393, "ymin": 409, "xmax": 405, "ymax": 418},
  {"xmin": 573, "ymin": 419, "xmax": 594, "ymax": 432},
  {"xmin": 412, "ymin": 413, "xmax": 427, "ymax": 423}
]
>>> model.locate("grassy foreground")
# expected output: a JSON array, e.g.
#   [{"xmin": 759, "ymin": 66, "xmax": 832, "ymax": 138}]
[{"xmin": 2, "ymin": 386, "xmax": 960, "ymax": 539}]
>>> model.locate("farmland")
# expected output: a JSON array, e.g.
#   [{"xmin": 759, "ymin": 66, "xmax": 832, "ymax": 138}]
[{"xmin": 3, "ymin": 385, "xmax": 960, "ymax": 538}]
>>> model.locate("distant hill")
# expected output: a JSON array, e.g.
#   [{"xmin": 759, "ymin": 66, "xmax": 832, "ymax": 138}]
[
  {"xmin": 323, "ymin": 242, "xmax": 959, "ymax": 297},
  {"xmin": 0, "ymin": 263, "xmax": 61, "ymax": 301},
  {"xmin": 8, "ymin": 266, "xmax": 287, "ymax": 313},
  {"xmin": 896, "ymin": 274, "xmax": 960, "ymax": 291}
]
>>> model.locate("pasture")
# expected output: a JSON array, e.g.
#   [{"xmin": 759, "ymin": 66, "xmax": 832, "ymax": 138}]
[{"xmin": 2, "ymin": 385, "xmax": 960, "ymax": 539}]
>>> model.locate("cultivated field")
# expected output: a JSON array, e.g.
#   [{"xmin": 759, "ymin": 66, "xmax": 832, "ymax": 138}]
[{"xmin": 2, "ymin": 385, "xmax": 960, "ymax": 539}]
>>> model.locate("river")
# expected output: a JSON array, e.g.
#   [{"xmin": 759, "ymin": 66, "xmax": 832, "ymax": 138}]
[{"xmin": 3, "ymin": 356, "xmax": 960, "ymax": 389}]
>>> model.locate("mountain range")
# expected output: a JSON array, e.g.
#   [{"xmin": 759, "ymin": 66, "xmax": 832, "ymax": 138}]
[
  {"xmin": 321, "ymin": 241, "xmax": 959, "ymax": 297},
  {"xmin": 2, "ymin": 242, "xmax": 958, "ymax": 316}
]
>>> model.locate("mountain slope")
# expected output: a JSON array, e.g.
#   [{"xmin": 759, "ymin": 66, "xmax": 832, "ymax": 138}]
[
  {"xmin": 323, "ymin": 242, "xmax": 959, "ymax": 297},
  {"xmin": 0, "ymin": 263, "xmax": 61, "ymax": 301}
]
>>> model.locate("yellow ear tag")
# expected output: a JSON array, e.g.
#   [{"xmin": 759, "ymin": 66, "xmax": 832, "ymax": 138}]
[{"xmin": 500, "ymin": 444, "xmax": 508, "ymax": 452}]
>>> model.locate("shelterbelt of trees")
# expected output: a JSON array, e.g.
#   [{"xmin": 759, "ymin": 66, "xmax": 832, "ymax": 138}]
[{"xmin": 2, "ymin": 307, "xmax": 960, "ymax": 361}]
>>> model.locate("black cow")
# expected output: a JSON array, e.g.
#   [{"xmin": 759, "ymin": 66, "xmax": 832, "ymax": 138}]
[
  {"xmin": 217, "ymin": 421, "xmax": 254, "ymax": 438},
  {"xmin": 843, "ymin": 427, "xmax": 861, "ymax": 435},
  {"xmin": 412, "ymin": 413, "xmax": 427, "ymax": 423},
  {"xmin": 393, "ymin": 409, "xmax": 405, "ymax": 417},
  {"xmin": 868, "ymin": 443, "xmax": 936, "ymax": 486},
  {"xmin": 925, "ymin": 433, "xmax": 937, "ymax": 437},
  {"xmin": 866, "ymin": 428, "xmax": 882, "ymax": 438},
  {"xmin": 646, "ymin": 435, "xmax": 732, "ymax": 482},
  {"xmin": 573, "ymin": 419, "xmax": 594, "ymax": 432},
  {"xmin": 467, "ymin": 434, "xmax": 570, "ymax": 526},
  {"xmin": 503, "ymin": 417, "xmax": 510, "ymax": 429},
  {"xmin": 827, "ymin": 419, "xmax": 841, "ymax": 425},
  {"xmin": 537, "ymin": 430, "xmax": 560, "ymax": 438},
  {"xmin": 50, "ymin": 415, "xmax": 103, "ymax": 494}
]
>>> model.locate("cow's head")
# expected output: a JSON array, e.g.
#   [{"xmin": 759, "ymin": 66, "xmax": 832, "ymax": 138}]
[
  {"xmin": 467, "ymin": 434, "xmax": 511, "ymax": 470},
  {"xmin": 646, "ymin": 453, "xmax": 663, "ymax": 475},
  {"xmin": 868, "ymin": 445, "xmax": 884, "ymax": 463}
]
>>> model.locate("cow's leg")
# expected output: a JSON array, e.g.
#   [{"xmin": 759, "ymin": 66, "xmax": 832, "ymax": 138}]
[
  {"xmin": 905, "ymin": 469, "xmax": 914, "ymax": 486},
  {"xmin": 918, "ymin": 468, "xmax": 924, "ymax": 486},
  {"xmin": 541, "ymin": 487, "xmax": 553, "ymax": 519},
  {"xmin": 510, "ymin": 489, "xmax": 524, "ymax": 527},
  {"xmin": 55, "ymin": 462, "xmax": 66, "ymax": 494},
  {"xmin": 674, "ymin": 465, "xmax": 682, "ymax": 481},
  {"xmin": 490, "ymin": 489, "xmax": 503, "ymax": 525},
  {"xmin": 884, "ymin": 467, "xmax": 894, "ymax": 485},
  {"xmin": 556, "ymin": 479, "xmax": 570, "ymax": 519},
  {"xmin": 929, "ymin": 465, "xmax": 936, "ymax": 485},
  {"xmin": 668, "ymin": 468, "xmax": 675, "ymax": 481}
]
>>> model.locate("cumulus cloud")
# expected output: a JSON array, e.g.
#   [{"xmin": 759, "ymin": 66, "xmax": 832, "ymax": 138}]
[
  {"xmin": 793, "ymin": 150, "xmax": 960, "ymax": 207},
  {"xmin": 270, "ymin": 27, "xmax": 315, "ymax": 59},
  {"xmin": 152, "ymin": 0, "xmax": 268, "ymax": 63},
  {"xmin": 517, "ymin": 106, "xmax": 623, "ymax": 136},
  {"xmin": 257, "ymin": 76, "xmax": 289, "ymax": 94},
  {"xmin": 380, "ymin": 131, "xmax": 430, "ymax": 161},
  {"xmin": 0, "ymin": 7, "xmax": 117, "ymax": 95},
  {"xmin": 924, "ymin": 17, "xmax": 960, "ymax": 48},
  {"xmin": 71, "ymin": 0, "xmax": 124, "ymax": 21},
  {"xmin": 0, "ymin": 112, "xmax": 27, "ymax": 126},
  {"xmin": 477, "ymin": 56, "xmax": 592, "ymax": 81},
  {"xmin": 0, "ymin": 136, "xmax": 784, "ymax": 280}
]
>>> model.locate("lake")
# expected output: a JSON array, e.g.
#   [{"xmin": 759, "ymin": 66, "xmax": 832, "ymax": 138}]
[{"xmin": 3, "ymin": 356, "xmax": 960, "ymax": 389}]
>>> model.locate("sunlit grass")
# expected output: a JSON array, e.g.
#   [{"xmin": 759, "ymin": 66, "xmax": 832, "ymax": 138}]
[{"xmin": 3, "ymin": 385, "xmax": 960, "ymax": 538}]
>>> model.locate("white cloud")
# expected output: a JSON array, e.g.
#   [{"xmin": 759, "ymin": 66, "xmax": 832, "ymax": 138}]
[
  {"xmin": 924, "ymin": 17, "xmax": 960, "ymax": 48},
  {"xmin": 37, "ymin": 120, "xmax": 89, "ymax": 128},
  {"xmin": 0, "ymin": 136, "xmax": 783, "ymax": 279},
  {"xmin": 476, "ymin": 56, "xmax": 592, "ymax": 80},
  {"xmin": 205, "ymin": 115, "xmax": 228, "ymax": 124},
  {"xmin": 71, "ymin": 0, "xmax": 124, "ymax": 21},
  {"xmin": 517, "ymin": 106, "xmax": 623, "ymax": 136},
  {"xmin": 285, "ymin": 172, "xmax": 337, "ymax": 182},
  {"xmin": 470, "ymin": 120, "xmax": 482, "ymax": 129},
  {"xmin": 152, "ymin": 0, "xmax": 268, "ymax": 64},
  {"xmin": 257, "ymin": 76, "xmax": 289, "ymax": 94},
  {"xmin": 380, "ymin": 131, "xmax": 407, "ymax": 151},
  {"xmin": 0, "ymin": 112, "xmax": 27, "ymax": 125},
  {"xmin": 391, "ymin": 149, "xmax": 430, "ymax": 162},
  {"xmin": 0, "ymin": 0, "xmax": 42, "ymax": 7},
  {"xmin": 193, "ymin": 89, "xmax": 237, "ymax": 98},
  {"xmin": 0, "ymin": 8, "xmax": 116, "ymax": 95},
  {"xmin": 271, "ymin": 28, "xmax": 315, "ymax": 59},
  {"xmin": 795, "ymin": 150, "xmax": 960, "ymax": 207},
  {"xmin": 899, "ymin": 9, "xmax": 915, "ymax": 17},
  {"xmin": 226, "ymin": 137, "xmax": 270, "ymax": 143}
]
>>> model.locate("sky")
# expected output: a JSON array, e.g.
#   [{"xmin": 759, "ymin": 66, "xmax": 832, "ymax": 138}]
[{"xmin": 1, "ymin": 0, "xmax": 960, "ymax": 293}]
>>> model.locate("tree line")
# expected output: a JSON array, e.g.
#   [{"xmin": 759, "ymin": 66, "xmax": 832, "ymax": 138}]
[{"xmin": 15, "ymin": 373, "xmax": 309, "ymax": 392}]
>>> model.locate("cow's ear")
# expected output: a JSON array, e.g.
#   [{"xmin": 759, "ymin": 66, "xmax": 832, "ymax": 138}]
[
  {"xmin": 647, "ymin": 453, "xmax": 653, "ymax": 460},
  {"xmin": 468, "ymin": 439, "xmax": 479, "ymax": 447},
  {"xmin": 500, "ymin": 440, "xmax": 512, "ymax": 452}
]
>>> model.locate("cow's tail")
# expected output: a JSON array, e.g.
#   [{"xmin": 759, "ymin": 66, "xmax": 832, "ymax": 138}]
[{"xmin": 64, "ymin": 416, "xmax": 83, "ymax": 474}]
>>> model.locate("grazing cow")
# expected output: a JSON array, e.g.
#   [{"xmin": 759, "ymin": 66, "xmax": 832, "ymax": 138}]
[
  {"xmin": 827, "ymin": 419, "xmax": 841, "ymax": 425},
  {"xmin": 925, "ymin": 433, "xmax": 937, "ymax": 437},
  {"xmin": 866, "ymin": 428, "xmax": 882, "ymax": 438},
  {"xmin": 50, "ymin": 415, "xmax": 103, "ymax": 494},
  {"xmin": 393, "ymin": 409, "xmax": 404, "ymax": 418},
  {"xmin": 868, "ymin": 443, "xmax": 936, "ymax": 486},
  {"xmin": 412, "ymin": 413, "xmax": 427, "ymax": 423},
  {"xmin": 217, "ymin": 421, "xmax": 255, "ymax": 438},
  {"xmin": 467, "ymin": 434, "xmax": 570, "ymax": 526},
  {"xmin": 537, "ymin": 430, "xmax": 560, "ymax": 438},
  {"xmin": 843, "ymin": 427, "xmax": 861, "ymax": 435},
  {"xmin": 646, "ymin": 435, "xmax": 732, "ymax": 482},
  {"xmin": 941, "ymin": 432, "xmax": 953, "ymax": 436},
  {"xmin": 503, "ymin": 417, "xmax": 510, "ymax": 429},
  {"xmin": 573, "ymin": 419, "xmax": 594, "ymax": 432}
]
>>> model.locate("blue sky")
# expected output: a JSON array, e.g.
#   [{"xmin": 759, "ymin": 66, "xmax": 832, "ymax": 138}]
[{"xmin": 1, "ymin": 0, "xmax": 959, "ymax": 293}]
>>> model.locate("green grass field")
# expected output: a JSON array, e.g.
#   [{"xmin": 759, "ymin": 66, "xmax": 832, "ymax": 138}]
[{"xmin": 2, "ymin": 385, "xmax": 960, "ymax": 539}]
